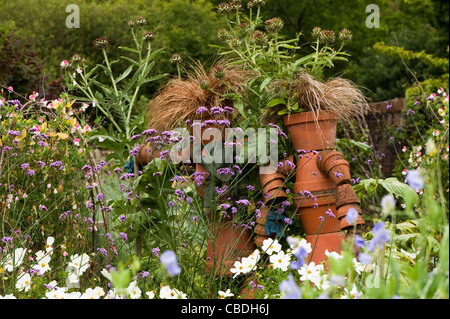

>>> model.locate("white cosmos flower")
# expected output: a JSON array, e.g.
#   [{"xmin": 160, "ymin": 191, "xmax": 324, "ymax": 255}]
[
  {"xmin": 269, "ymin": 250, "xmax": 291, "ymax": 271},
  {"xmin": 0, "ymin": 294, "xmax": 16, "ymax": 299},
  {"xmin": 45, "ymin": 237, "xmax": 55, "ymax": 255},
  {"xmin": 80, "ymin": 287, "xmax": 105, "ymax": 299},
  {"xmin": 159, "ymin": 285, "xmax": 186, "ymax": 299},
  {"xmin": 45, "ymin": 287, "xmax": 68, "ymax": 299},
  {"xmin": 3, "ymin": 248, "xmax": 26, "ymax": 272},
  {"xmin": 16, "ymin": 272, "xmax": 32, "ymax": 292},
  {"xmin": 68, "ymin": 253, "xmax": 90, "ymax": 274},
  {"xmin": 218, "ymin": 289, "xmax": 234, "ymax": 299},
  {"xmin": 146, "ymin": 290, "xmax": 156, "ymax": 299},
  {"xmin": 32, "ymin": 255, "xmax": 51, "ymax": 274},
  {"xmin": 261, "ymin": 238, "xmax": 282, "ymax": 255},
  {"xmin": 298, "ymin": 262, "xmax": 324, "ymax": 286},
  {"xmin": 230, "ymin": 260, "xmax": 246, "ymax": 278},
  {"xmin": 127, "ymin": 281, "xmax": 142, "ymax": 299}
]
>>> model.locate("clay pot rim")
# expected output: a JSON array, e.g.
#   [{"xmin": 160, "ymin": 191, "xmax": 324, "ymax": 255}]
[
  {"xmin": 293, "ymin": 191, "xmax": 336, "ymax": 207},
  {"xmin": 282, "ymin": 110, "xmax": 338, "ymax": 126}
]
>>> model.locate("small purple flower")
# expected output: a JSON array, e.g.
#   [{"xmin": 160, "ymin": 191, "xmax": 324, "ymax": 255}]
[
  {"xmin": 119, "ymin": 232, "xmax": 128, "ymax": 241},
  {"xmin": 152, "ymin": 247, "xmax": 160, "ymax": 257},
  {"xmin": 246, "ymin": 185, "xmax": 255, "ymax": 191},
  {"xmin": 119, "ymin": 215, "xmax": 126, "ymax": 222},
  {"xmin": 27, "ymin": 169, "xmax": 35, "ymax": 176},
  {"xmin": 97, "ymin": 193, "xmax": 104, "ymax": 201},
  {"xmin": 196, "ymin": 106, "xmax": 208, "ymax": 114},
  {"xmin": 21, "ymin": 163, "xmax": 30, "ymax": 169},
  {"xmin": 168, "ymin": 201, "xmax": 174, "ymax": 207},
  {"xmin": 37, "ymin": 161, "xmax": 46, "ymax": 168}
]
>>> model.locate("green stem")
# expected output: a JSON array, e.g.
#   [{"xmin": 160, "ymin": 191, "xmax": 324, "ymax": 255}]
[{"xmin": 103, "ymin": 49, "xmax": 119, "ymax": 97}]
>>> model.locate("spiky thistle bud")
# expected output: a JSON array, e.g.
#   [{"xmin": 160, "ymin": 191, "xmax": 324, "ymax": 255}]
[
  {"xmin": 338, "ymin": 28, "xmax": 353, "ymax": 43},
  {"xmin": 213, "ymin": 66, "xmax": 226, "ymax": 79},
  {"xmin": 143, "ymin": 31, "xmax": 156, "ymax": 42},
  {"xmin": 170, "ymin": 54, "xmax": 182, "ymax": 65},
  {"xmin": 319, "ymin": 30, "xmax": 335, "ymax": 44},
  {"xmin": 217, "ymin": 28, "xmax": 230, "ymax": 41},
  {"xmin": 251, "ymin": 30, "xmax": 268, "ymax": 46},
  {"xmin": 227, "ymin": 37, "xmax": 242, "ymax": 49},
  {"xmin": 127, "ymin": 20, "xmax": 136, "ymax": 27},
  {"xmin": 135, "ymin": 16, "xmax": 147, "ymax": 26},
  {"xmin": 252, "ymin": 0, "xmax": 266, "ymax": 6},
  {"xmin": 265, "ymin": 17, "xmax": 284, "ymax": 33},
  {"xmin": 217, "ymin": 2, "xmax": 232, "ymax": 15},
  {"xmin": 311, "ymin": 27, "xmax": 322, "ymax": 40},
  {"xmin": 93, "ymin": 36, "xmax": 109, "ymax": 50}
]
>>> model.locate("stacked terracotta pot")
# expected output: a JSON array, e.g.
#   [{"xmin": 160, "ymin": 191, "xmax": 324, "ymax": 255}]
[{"xmin": 283, "ymin": 111, "xmax": 364, "ymax": 264}]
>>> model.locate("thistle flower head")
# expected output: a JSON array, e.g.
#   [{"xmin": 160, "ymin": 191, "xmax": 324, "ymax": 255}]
[
  {"xmin": 213, "ymin": 66, "xmax": 226, "ymax": 79},
  {"xmin": 170, "ymin": 53, "xmax": 182, "ymax": 65},
  {"xmin": 217, "ymin": 2, "xmax": 233, "ymax": 14},
  {"xmin": 265, "ymin": 17, "xmax": 284, "ymax": 33},
  {"xmin": 93, "ymin": 36, "xmax": 109, "ymax": 50},
  {"xmin": 135, "ymin": 16, "xmax": 147, "ymax": 26},
  {"xmin": 143, "ymin": 31, "xmax": 156, "ymax": 42},
  {"xmin": 338, "ymin": 28, "xmax": 353, "ymax": 43},
  {"xmin": 251, "ymin": 30, "xmax": 268, "ymax": 46},
  {"xmin": 217, "ymin": 28, "xmax": 230, "ymax": 41},
  {"xmin": 319, "ymin": 30, "xmax": 336, "ymax": 44},
  {"xmin": 311, "ymin": 27, "xmax": 322, "ymax": 40}
]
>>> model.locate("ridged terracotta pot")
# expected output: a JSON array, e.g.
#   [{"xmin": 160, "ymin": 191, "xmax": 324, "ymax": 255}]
[
  {"xmin": 283, "ymin": 111, "xmax": 338, "ymax": 152},
  {"xmin": 305, "ymin": 232, "xmax": 345, "ymax": 264},
  {"xmin": 294, "ymin": 152, "xmax": 335, "ymax": 193},
  {"xmin": 253, "ymin": 207, "xmax": 271, "ymax": 246},
  {"xmin": 316, "ymin": 150, "xmax": 351, "ymax": 186},
  {"xmin": 259, "ymin": 171, "xmax": 288, "ymax": 204},
  {"xmin": 205, "ymin": 218, "xmax": 256, "ymax": 276},
  {"xmin": 135, "ymin": 145, "xmax": 161, "ymax": 167},
  {"xmin": 293, "ymin": 191, "xmax": 341, "ymax": 235}
]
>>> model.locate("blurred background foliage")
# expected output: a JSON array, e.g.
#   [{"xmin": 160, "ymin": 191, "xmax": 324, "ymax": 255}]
[{"xmin": 0, "ymin": 0, "xmax": 448, "ymax": 102}]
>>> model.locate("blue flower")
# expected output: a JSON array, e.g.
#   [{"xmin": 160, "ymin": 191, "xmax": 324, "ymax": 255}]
[
  {"xmin": 279, "ymin": 274, "xmax": 302, "ymax": 299},
  {"xmin": 358, "ymin": 252, "xmax": 372, "ymax": 265},
  {"xmin": 290, "ymin": 246, "xmax": 308, "ymax": 270},
  {"xmin": 345, "ymin": 207, "xmax": 359, "ymax": 225},
  {"xmin": 160, "ymin": 250, "xmax": 181, "ymax": 276},
  {"xmin": 354, "ymin": 234, "xmax": 365, "ymax": 248},
  {"xmin": 367, "ymin": 222, "xmax": 390, "ymax": 252},
  {"xmin": 405, "ymin": 170, "xmax": 424, "ymax": 190}
]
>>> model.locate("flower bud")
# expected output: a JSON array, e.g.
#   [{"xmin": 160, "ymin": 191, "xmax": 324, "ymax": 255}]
[
  {"xmin": 213, "ymin": 66, "xmax": 226, "ymax": 79},
  {"xmin": 170, "ymin": 54, "xmax": 182, "ymax": 65},
  {"xmin": 319, "ymin": 30, "xmax": 335, "ymax": 44},
  {"xmin": 338, "ymin": 28, "xmax": 353, "ymax": 43},
  {"xmin": 311, "ymin": 27, "xmax": 322, "ymax": 40},
  {"xmin": 251, "ymin": 30, "xmax": 268, "ymax": 46},
  {"xmin": 265, "ymin": 17, "xmax": 284, "ymax": 33},
  {"xmin": 136, "ymin": 16, "xmax": 147, "ymax": 26},
  {"xmin": 217, "ymin": 28, "xmax": 230, "ymax": 41},
  {"xmin": 143, "ymin": 31, "xmax": 156, "ymax": 42},
  {"xmin": 93, "ymin": 37, "xmax": 109, "ymax": 49}
]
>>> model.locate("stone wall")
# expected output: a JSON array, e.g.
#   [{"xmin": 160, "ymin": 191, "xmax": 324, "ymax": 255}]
[{"xmin": 366, "ymin": 98, "xmax": 406, "ymax": 177}]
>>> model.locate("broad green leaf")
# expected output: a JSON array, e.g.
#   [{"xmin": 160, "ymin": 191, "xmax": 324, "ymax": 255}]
[{"xmin": 267, "ymin": 98, "xmax": 287, "ymax": 108}]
